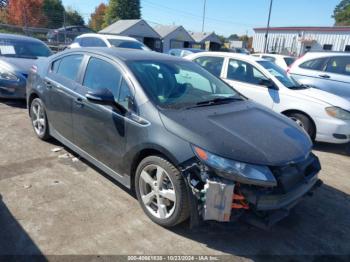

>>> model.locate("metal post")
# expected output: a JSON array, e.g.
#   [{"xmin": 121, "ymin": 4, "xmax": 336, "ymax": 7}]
[
  {"xmin": 63, "ymin": 11, "xmax": 67, "ymax": 44},
  {"xmin": 202, "ymin": 0, "xmax": 206, "ymax": 33},
  {"xmin": 263, "ymin": 0, "xmax": 273, "ymax": 53}
]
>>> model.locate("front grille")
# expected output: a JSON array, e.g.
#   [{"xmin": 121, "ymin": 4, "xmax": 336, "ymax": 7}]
[{"xmin": 270, "ymin": 153, "xmax": 321, "ymax": 193}]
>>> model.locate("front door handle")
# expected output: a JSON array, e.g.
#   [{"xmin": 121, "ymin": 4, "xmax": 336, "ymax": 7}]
[
  {"xmin": 74, "ymin": 97, "xmax": 84, "ymax": 107},
  {"xmin": 319, "ymin": 74, "xmax": 330, "ymax": 79},
  {"xmin": 45, "ymin": 80, "xmax": 53, "ymax": 89}
]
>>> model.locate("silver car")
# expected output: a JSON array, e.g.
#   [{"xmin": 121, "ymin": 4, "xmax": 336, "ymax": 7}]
[{"xmin": 288, "ymin": 52, "xmax": 350, "ymax": 100}]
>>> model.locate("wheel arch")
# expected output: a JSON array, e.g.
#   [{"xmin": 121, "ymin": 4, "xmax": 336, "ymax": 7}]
[
  {"xmin": 128, "ymin": 145, "xmax": 181, "ymax": 192},
  {"xmin": 281, "ymin": 109, "xmax": 317, "ymax": 138},
  {"xmin": 27, "ymin": 91, "xmax": 41, "ymax": 116}
]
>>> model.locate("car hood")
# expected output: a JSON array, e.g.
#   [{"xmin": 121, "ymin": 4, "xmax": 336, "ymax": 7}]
[
  {"xmin": 292, "ymin": 87, "xmax": 350, "ymax": 110},
  {"xmin": 159, "ymin": 100, "xmax": 312, "ymax": 166},
  {"xmin": 0, "ymin": 57, "xmax": 37, "ymax": 75}
]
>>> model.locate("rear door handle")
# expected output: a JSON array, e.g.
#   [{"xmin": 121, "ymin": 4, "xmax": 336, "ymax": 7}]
[
  {"xmin": 74, "ymin": 97, "xmax": 84, "ymax": 107},
  {"xmin": 319, "ymin": 74, "xmax": 330, "ymax": 79}
]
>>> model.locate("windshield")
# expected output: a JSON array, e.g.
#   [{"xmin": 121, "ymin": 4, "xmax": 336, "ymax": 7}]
[
  {"xmin": 284, "ymin": 57, "xmax": 296, "ymax": 66},
  {"xmin": 127, "ymin": 60, "xmax": 243, "ymax": 109},
  {"xmin": 0, "ymin": 39, "xmax": 52, "ymax": 59},
  {"xmin": 258, "ymin": 60, "xmax": 299, "ymax": 89},
  {"xmin": 107, "ymin": 39, "xmax": 150, "ymax": 50}
]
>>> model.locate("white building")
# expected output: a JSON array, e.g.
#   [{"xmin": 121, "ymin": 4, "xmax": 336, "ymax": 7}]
[
  {"xmin": 153, "ymin": 25, "xmax": 194, "ymax": 53},
  {"xmin": 253, "ymin": 26, "xmax": 350, "ymax": 56}
]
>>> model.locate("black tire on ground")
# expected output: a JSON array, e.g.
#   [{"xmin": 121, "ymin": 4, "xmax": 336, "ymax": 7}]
[
  {"xmin": 30, "ymin": 98, "xmax": 51, "ymax": 141},
  {"xmin": 135, "ymin": 156, "xmax": 190, "ymax": 227},
  {"xmin": 287, "ymin": 112, "xmax": 316, "ymax": 141}
]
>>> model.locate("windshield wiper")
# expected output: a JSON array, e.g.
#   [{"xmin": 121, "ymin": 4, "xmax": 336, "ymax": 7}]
[{"xmin": 187, "ymin": 97, "xmax": 242, "ymax": 109}]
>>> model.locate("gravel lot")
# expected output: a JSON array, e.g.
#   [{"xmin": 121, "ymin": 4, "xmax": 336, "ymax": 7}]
[{"xmin": 0, "ymin": 99, "xmax": 350, "ymax": 259}]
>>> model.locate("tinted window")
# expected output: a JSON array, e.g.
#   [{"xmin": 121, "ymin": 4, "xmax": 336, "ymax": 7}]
[
  {"xmin": 80, "ymin": 37, "xmax": 107, "ymax": 47},
  {"xmin": 300, "ymin": 58, "xmax": 327, "ymax": 71},
  {"xmin": 262, "ymin": 56, "xmax": 276, "ymax": 62},
  {"xmin": 325, "ymin": 56, "xmax": 350, "ymax": 75},
  {"xmin": 345, "ymin": 45, "xmax": 350, "ymax": 52},
  {"xmin": 127, "ymin": 60, "xmax": 241, "ymax": 108},
  {"xmin": 0, "ymin": 39, "xmax": 52, "ymax": 58},
  {"xmin": 57, "ymin": 55, "xmax": 83, "ymax": 81},
  {"xmin": 284, "ymin": 57, "xmax": 296, "ymax": 66},
  {"xmin": 323, "ymin": 44, "xmax": 333, "ymax": 51},
  {"xmin": 227, "ymin": 59, "xmax": 268, "ymax": 85},
  {"xmin": 194, "ymin": 56, "xmax": 224, "ymax": 77},
  {"xmin": 107, "ymin": 39, "xmax": 148, "ymax": 50},
  {"xmin": 83, "ymin": 57, "xmax": 122, "ymax": 97},
  {"xmin": 118, "ymin": 78, "xmax": 134, "ymax": 110}
]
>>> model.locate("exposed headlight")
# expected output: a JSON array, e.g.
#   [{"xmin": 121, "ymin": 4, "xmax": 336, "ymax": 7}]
[
  {"xmin": 0, "ymin": 65, "xmax": 19, "ymax": 81},
  {"xmin": 326, "ymin": 107, "xmax": 350, "ymax": 120},
  {"xmin": 192, "ymin": 145, "xmax": 277, "ymax": 187}
]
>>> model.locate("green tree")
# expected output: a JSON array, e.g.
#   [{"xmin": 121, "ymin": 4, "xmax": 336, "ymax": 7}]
[
  {"xmin": 333, "ymin": 0, "xmax": 350, "ymax": 25},
  {"xmin": 43, "ymin": 0, "xmax": 65, "ymax": 28},
  {"xmin": 65, "ymin": 7, "xmax": 84, "ymax": 26},
  {"xmin": 104, "ymin": 0, "xmax": 141, "ymax": 26}
]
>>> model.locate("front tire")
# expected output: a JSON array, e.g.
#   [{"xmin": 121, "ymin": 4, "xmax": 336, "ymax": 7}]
[
  {"xmin": 135, "ymin": 156, "xmax": 190, "ymax": 227},
  {"xmin": 30, "ymin": 98, "xmax": 50, "ymax": 140},
  {"xmin": 287, "ymin": 112, "xmax": 316, "ymax": 141}
]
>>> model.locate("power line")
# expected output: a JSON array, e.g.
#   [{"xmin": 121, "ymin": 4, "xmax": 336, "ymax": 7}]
[{"xmin": 142, "ymin": 0, "xmax": 262, "ymax": 28}]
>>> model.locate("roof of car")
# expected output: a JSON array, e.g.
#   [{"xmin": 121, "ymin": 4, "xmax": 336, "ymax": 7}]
[
  {"xmin": 61, "ymin": 47, "xmax": 187, "ymax": 62},
  {"xmin": 191, "ymin": 51, "xmax": 264, "ymax": 61},
  {"xmin": 253, "ymin": 53, "xmax": 295, "ymax": 58},
  {"xmin": 77, "ymin": 33, "xmax": 139, "ymax": 42},
  {"xmin": 0, "ymin": 33, "xmax": 45, "ymax": 43}
]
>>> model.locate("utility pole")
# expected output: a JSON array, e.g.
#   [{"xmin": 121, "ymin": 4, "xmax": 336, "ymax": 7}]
[
  {"xmin": 63, "ymin": 11, "xmax": 66, "ymax": 44},
  {"xmin": 263, "ymin": 0, "xmax": 273, "ymax": 53},
  {"xmin": 202, "ymin": 0, "xmax": 206, "ymax": 32}
]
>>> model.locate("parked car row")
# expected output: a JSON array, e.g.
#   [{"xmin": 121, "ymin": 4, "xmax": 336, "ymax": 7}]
[{"xmin": 2, "ymin": 31, "xmax": 349, "ymax": 230}]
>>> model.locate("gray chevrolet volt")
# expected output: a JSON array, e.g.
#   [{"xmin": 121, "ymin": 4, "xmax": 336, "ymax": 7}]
[
  {"xmin": 0, "ymin": 33, "xmax": 52, "ymax": 99},
  {"xmin": 26, "ymin": 48, "xmax": 321, "ymax": 228}
]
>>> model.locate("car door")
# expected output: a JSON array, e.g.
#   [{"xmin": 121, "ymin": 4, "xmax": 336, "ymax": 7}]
[
  {"xmin": 320, "ymin": 56, "xmax": 350, "ymax": 98},
  {"xmin": 222, "ymin": 58, "xmax": 276, "ymax": 108},
  {"xmin": 44, "ymin": 54, "xmax": 84, "ymax": 142},
  {"xmin": 72, "ymin": 55, "xmax": 134, "ymax": 174}
]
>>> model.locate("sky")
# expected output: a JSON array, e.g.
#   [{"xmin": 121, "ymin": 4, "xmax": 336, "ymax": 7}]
[{"xmin": 62, "ymin": 0, "xmax": 340, "ymax": 36}]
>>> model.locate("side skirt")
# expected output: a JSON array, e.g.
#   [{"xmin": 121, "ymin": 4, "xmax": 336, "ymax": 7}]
[{"xmin": 49, "ymin": 124, "xmax": 131, "ymax": 189}]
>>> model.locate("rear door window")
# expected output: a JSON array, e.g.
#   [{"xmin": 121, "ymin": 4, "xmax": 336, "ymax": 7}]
[
  {"xmin": 299, "ymin": 58, "xmax": 328, "ymax": 71},
  {"xmin": 56, "ymin": 54, "xmax": 83, "ymax": 81},
  {"xmin": 324, "ymin": 56, "xmax": 350, "ymax": 76},
  {"xmin": 193, "ymin": 56, "xmax": 224, "ymax": 77},
  {"xmin": 227, "ymin": 59, "xmax": 268, "ymax": 85},
  {"xmin": 80, "ymin": 37, "xmax": 107, "ymax": 47},
  {"xmin": 83, "ymin": 57, "xmax": 122, "ymax": 98}
]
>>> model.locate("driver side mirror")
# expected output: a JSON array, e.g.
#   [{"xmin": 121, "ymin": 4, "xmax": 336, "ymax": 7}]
[
  {"xmin": 86, "ymin": 88, "xmax": 127, "ymax": 113},
  {"xmin": 258, "ymin": 79, "xmax": 278, "ymax": 90}
]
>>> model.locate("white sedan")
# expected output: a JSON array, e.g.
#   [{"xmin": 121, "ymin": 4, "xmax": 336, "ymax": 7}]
[{"xmin": 185, "ymin": 52, "xmax": 350, "ymax": 144}]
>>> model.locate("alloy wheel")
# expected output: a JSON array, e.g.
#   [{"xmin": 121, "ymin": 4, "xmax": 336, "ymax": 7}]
[
  {"xmin": 138, "ymin": 164, "xmax": 176, "ymax": 219},
  {"xmin": 31, "ymin": 101, "xmax": 46, "ymax": 137}
]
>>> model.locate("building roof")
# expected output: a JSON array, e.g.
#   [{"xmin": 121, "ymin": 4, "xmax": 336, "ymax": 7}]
[
  {"xmin": 99, "ymin": 19, "xmax": 160, "ymax": 38},
  {"xmin": 189, "ymin": 32, "xmax": 221, "ymax": 44},
  {"xmin": 153, "ymin": 25, "xmax": 180, "ymax": 38},
  {"xmin": 254, "ymin": 26, "xmax": 350, "ymax": 32}
]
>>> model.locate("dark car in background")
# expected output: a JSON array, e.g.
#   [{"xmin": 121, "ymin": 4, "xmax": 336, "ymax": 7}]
[
  {"xmin": 0, "ymin": 33, "xmax": 52, "ymax": 99},
  {"xmin": 26, "ymin": 48, "xmax": 321, "ymax": 228},
  {"xmin": 47, "ymin": 25, "xmax": 94, "ymax": 44}
]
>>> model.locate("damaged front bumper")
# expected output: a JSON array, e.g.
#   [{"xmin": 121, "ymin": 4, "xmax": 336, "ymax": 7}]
[{"xmin": 182, "ymin": 153, "xmax": 322, "ymax": 229}]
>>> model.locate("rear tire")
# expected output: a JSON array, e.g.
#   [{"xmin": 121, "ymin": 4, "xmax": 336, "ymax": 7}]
[
  {"xmin": 30, "ymin": 98, "xmax": 50, "ymax": 141},
  {"xmin": 287, "ymin": 112, "xmax": 315, "ymax": 141},
  {"xmin": 135, "ymin": 156, "xmax": 190, "ymax": 227}
]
